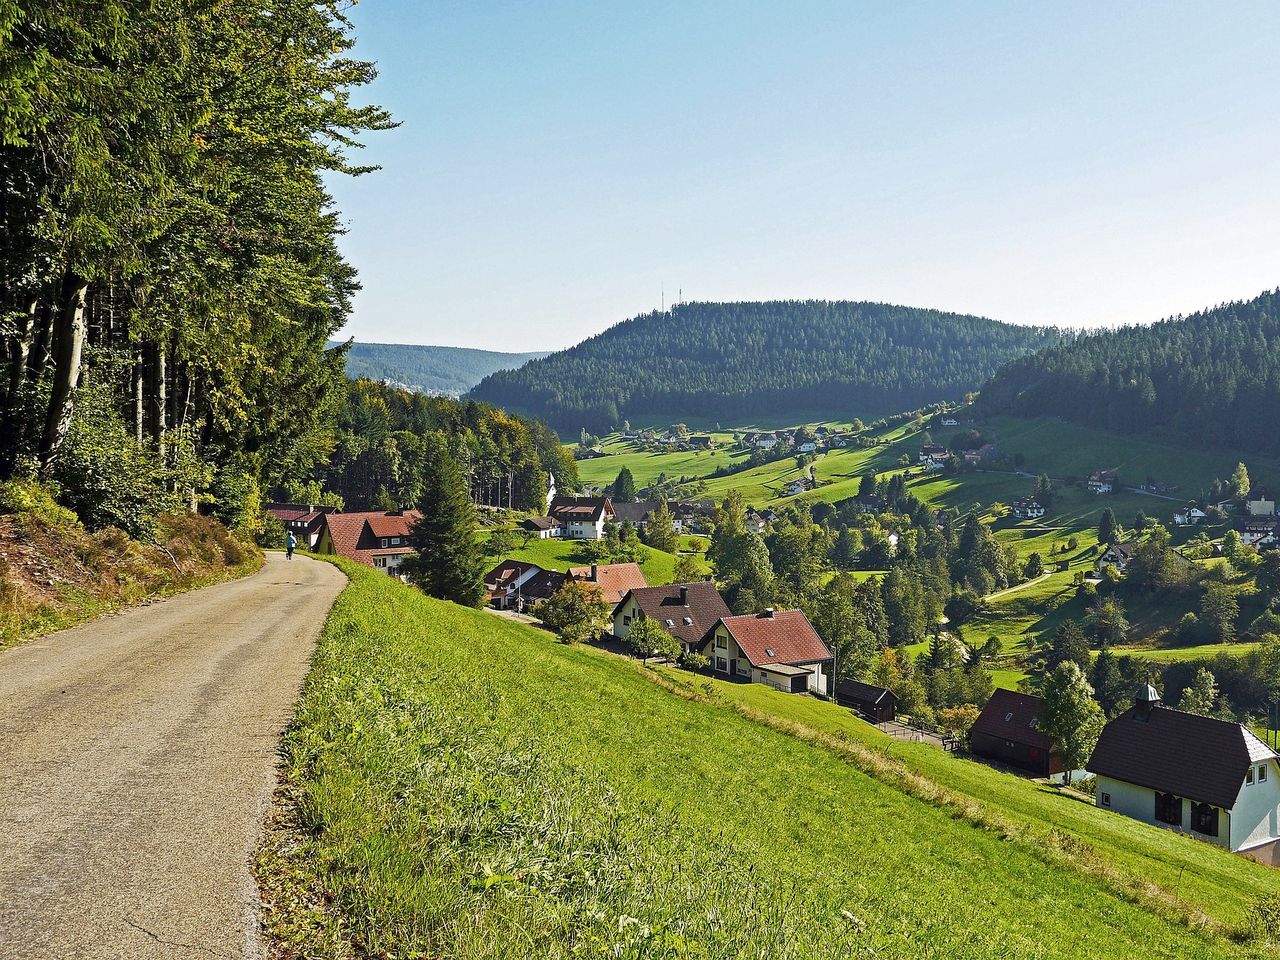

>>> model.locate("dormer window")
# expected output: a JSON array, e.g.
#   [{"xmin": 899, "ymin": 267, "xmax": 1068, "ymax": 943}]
[
  {"xmin": 765, "ymin": 647, "xmax": 776, "ymax": 658},
  {"xmin": 1004, "ymin": 712, "xmax": 1014, "ymax": 722}
]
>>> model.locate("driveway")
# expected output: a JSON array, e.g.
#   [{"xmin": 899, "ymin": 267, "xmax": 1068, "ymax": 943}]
[{"xmin": 0, "ymin": 553, "xmax": 346, "ymax": 959}]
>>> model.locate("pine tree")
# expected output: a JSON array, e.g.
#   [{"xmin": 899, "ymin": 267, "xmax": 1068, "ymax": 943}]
[
  {"xmin": 1232, "ymin": 462, "xmax": 1251, "ymax": 499},
  {"xmin": 1098, "ymin": 507, "xmax": 1118, "ymax": 545},
  {"xmin": 406, "ymin": 436, "xmax": 485, "ymax": 607},
  {"xmin": 1088, "ymin": 645, "xmax": 1127, "ymax": 717},
  {"xmin": 613, "ymin": 467, "xmax": 637, "ymax": 502}
]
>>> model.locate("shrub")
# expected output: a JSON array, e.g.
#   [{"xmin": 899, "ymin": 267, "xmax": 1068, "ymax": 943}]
[
  {"xmin": 1248, "ymin": 895, "xmax": 1280, "ymax": 945},
  {"xmin": 0, "ymin": 479, "xmax": 79, "ymax": 528},
  {"xmin": 683, "ymin": 651, "xmax": 710, "ymax": 671}
]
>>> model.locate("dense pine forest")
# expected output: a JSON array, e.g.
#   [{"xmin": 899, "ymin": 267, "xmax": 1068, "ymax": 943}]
[
  {"xmin": 314, "ymin": 379, "xmax": 577, "ymax": 511},
  {"xmin": 470, "ymin": 301, "xmax": 1058, "ymax": 433},
  {"xmin": 0, "ymin": 2, "xmax": 391, "ymax": 535},
  {"xmin": 340, "ymin": 342, "xmax": 550, "ymax": 396},
  {"xmin": 978, "ymin": 290, "xmax": 1280, "ymax": 455}
]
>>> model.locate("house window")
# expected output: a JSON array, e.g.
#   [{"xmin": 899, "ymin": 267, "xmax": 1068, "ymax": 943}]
[
  {"xmin": 1191, "ymin": 802, "xmax": 1219, "ymax": 837},
  {"xmin": 715, "ymin": 657, "xmax": 728, "ymax": 672},
  {"xmin": 622, "ymin": 615, "xmax": 632, "ymax": 626},
  {"xmin": 1261, "ymin": 765, "xmax": 1269, "ymax": 783},
  {"xmin": 391, "ymin": 537, "xmax": 400, "ymax": 546},
  {"xmin": 381, "ymin": 538, "xmax": 389, "ymax": 548},
  {"xmin": 1100, "ymin": 792, "xmax": 1111, "ymax": 807},
  {"xmin": 374, "ymin": 557, "xmax": 388, "ymax": 569},
  {"xmin": 1248, "ymin": 768, "xmax": 1255, "ymax": 785},
  {"xmin": 1155, "ymin": 792, "xmax": 1182, "ymax": 826},
  {"xmin": 715, "ymin": 635, "xmax": 727, "ymax": 649}
]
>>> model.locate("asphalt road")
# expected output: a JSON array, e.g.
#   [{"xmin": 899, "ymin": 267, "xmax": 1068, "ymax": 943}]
[{"xmin": 0, "ymin": 553, "xmax": 346, "ymax": 960}]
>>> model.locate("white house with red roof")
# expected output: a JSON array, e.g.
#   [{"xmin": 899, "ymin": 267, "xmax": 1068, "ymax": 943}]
[
  {"xmin": 264, "ymin": 502, "xmax": 338, "ymax": 549},
  {"xmin": 700, "ymin": 608, "xmax": 833, "ymax": 695},
  {"xmin": 316, "ymin": 509, "xmax": 420, "ymax": 576}
]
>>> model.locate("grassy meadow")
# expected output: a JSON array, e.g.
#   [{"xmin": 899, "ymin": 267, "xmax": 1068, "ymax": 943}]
[{"xmin": 258, "ymin": 561, "xmax": 1280, "ymax": 959}]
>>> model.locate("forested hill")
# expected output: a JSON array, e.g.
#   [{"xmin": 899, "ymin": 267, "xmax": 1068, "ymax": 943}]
[
  {"xmin": 977, "ymin": 288, "xmax": 1280, "ymax": 456},
  {"xmin": 338, "ymin": 342, "xmax": 550, "ymax": 396},
  {"xmin": 468, "ymin": 301, "xmax": 1057, "ymax": 432}
]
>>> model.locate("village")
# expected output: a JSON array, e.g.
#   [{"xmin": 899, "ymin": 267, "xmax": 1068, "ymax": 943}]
[{"xmin": 264, "ymin": 410, "xmax": 1280, "ymax": 866}]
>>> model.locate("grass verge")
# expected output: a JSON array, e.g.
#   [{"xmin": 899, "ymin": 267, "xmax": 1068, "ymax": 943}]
[{"xmin": 257, "ymin": 561, "xmax": 1277, "ymax": 959}]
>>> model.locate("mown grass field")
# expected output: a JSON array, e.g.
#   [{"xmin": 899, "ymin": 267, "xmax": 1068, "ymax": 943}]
[
  {"xmin": 486, "ymin": 534, "xmax": 709, "ymax": 585},
  {"xmin": 259, "ymin": 561, "xmax": 1280, "ymax": 959}
]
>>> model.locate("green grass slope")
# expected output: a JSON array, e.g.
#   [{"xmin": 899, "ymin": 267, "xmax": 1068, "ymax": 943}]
[{"xmin": 259, "ymin": 561, "xmax": 1278, "ymax": 959}]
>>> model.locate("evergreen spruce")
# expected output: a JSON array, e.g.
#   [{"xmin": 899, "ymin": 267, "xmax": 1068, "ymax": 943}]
[{"xmin": 407, "ymin": 436, "xmax": 485, "ymax": 607}]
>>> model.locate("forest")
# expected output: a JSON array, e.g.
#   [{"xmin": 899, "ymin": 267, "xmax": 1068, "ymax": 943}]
[
  {"xmin": 0, "ymin": 1, "xmax": 390, "ymax": 536},
  {"xmin": 340, "ymin": 342, "xmax": 549, "ymax": 396},
  {"xmin": 311, "ymin": 379, "xmax": 578, "ymax": 512},
  {"xmin": 978, "ymin": 289, "xmax": 1280, "ymax": 456},
  {"xmin": 470, "ymin": 300, "xmax": 1058, "ymax": 433}
]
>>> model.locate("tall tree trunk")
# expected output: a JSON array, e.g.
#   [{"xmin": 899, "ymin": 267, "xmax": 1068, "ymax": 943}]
[
  {"xmin": 151, "ymin": 338, "xmax": 168, "ymax": 457},
  {"xmin": 38, "ymin": 277, "xmax": 89, "ymax": 471},
  {"xmin": 5, "ymin": 298, "xmax": 36, "ymax": 411},
  {"xmin": 133, "ymin": 353, "xmax": 145, "ymax": 442},
  {"xmin": 27, "ymin": 302, "xmax": 52, "ymax": 381}
]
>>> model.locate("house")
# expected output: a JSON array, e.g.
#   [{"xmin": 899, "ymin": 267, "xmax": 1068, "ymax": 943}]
[
  {"xmin": 689, "ymin": 435, "xmax": 714, "ymax": 449},
  {"xmin": 746, "ymin": 509, "xmax": 770, "ymax": 534},
  {"xmin": 520, "ymin": 569, "xmax": 570, "ymax": 608},
  {"xmin": 835, "ymin": 679, "xmax": 896, "ymax": 723},
  {"xmin": 548, "ymin": 496, "xmax": 614, "ymax": 540},
  {"xmin": 797, "ymin": 441, "xmax": 818, "ymax": 454},
  {"xmin": 264, "ymin": 502, "xmax": 338, "ymax": 549},
  {"xmin": 1097, "ymin": 541, "xmax": 1138, "ymax": 574},
  {"xmin": 612, "ymin": 582, "xmax": 731, "ymax": 655},
  {"xmin": 1088, "ymin": 469, "xmax": 1119, "ymax": 495},
  {"xmin": 969, "ymin": 689, "xmax": 1065, "ymax": 778},
  {"xmin": 828, "ymin": 435, "xmax": 849, "ymax": 449},
  {"xmin": 484, "ymin": 559, "xmax": 543, "ymax": 609},
  {"xmin": 520, "ymin": 515, "xmax": 563, "ymax": 539},
  {"xmin": 1087, "ymin": 686, "xmax": 1280, "ymax": 852},
  {"xmin": 610, "ymin": 500, "xmax": 660, "ymax": 528},
  {"xmin": 1238, "ymin": 518, "xmax": 1280, "ymax": 548},
  {"xmin": 941, "ymin": 416, "xmax": 960, "ymax": 427},
  {"xmin": 1247, "ymin": 486, "xmax": 1276, "ymax": 517},
  {"xmin": 567, "ymin": 562, "xmax": 648, "ymax": 606},
  {"xmin": 671, "ymin": 499, "xmax": 717, "ymax": 533},
  {"xmin": 701, "ymin": 609, "xmax": 832, "ymax": 695},
  {"xmin": 1174, "ymin": 503, "xmax": 1207, "ymax": 526},
  {"xmin": 1012, "ymin": 498, "xmax": 1045, "ymax": 520},
  {"xmin": 963, "ymin": 443, "xmax": 994, "ymax": 466},
  {"xmin": 316, "ymin": 510, "xmax": 420, "ymax": 577},
  {"xmin": 755, "ymin": 434, "xmax": 778, "ymax": 451},
  {"xmin": 784, "ymin": 478, "xmax": 810, "ymax": 496},
  {"xmin": 918, "ymin": 444, "xmax": 950, "ymax": 468}
]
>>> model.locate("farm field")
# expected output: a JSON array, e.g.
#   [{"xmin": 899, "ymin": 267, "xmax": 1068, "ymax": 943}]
[
  {"xmin": 259, "ymin": 561, "xmax": 1280, "ymax": 959},
  {"xmin": 486, "ymin": 533, "xmax": 708, "ymax": 585}
]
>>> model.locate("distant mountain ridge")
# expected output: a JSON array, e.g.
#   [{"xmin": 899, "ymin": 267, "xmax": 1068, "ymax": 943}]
[
  {"xmin": 468, "ymin": 300, "xmax": 1058, "ymax": 432},
  {"xmin": 977, "ymin": 288, "xmax": 1280, "ymax": 457},
  {"xmin": 337, "ymin": 342, "xmax": 550, "ymax": 396}
]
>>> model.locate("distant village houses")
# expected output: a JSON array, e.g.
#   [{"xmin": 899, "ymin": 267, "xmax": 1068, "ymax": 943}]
[{"xmin": 1087, "ymin": 469, "xmax": 1119, "ymax": 495}]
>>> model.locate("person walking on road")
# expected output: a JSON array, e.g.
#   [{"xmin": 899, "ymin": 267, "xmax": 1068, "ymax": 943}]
[{"xmin": 286, "ymin": 532, "xmax": 297, "ymax": 560}]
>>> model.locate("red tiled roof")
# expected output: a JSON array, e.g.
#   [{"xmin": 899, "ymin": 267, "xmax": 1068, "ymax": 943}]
[
  {"xmin": 716, "ymin": 609, "xmax": 831, "ymax": 667},
  {"xmin": 617, "ymin": 582, "xmax": 730, "ymax": 647},
  {"xmin": 320, "ymin": 510, "xmax": 421, "ymax": 568},
  {"xmin": 970, "ymin": 689, "xmax": 1056, "ymax": 752},
  {"xmin": 568, "ymin": 562, "xmax": 648, "ymax": 605},
  {"xmin": 549, "ymin": 496, "xmax": 613, "ymax": 523}
]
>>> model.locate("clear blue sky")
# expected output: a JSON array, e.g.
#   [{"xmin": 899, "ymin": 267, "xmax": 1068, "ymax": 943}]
[{"xmin": 330, "ymin": 0, "xmax": 1280, "ymax": 351}]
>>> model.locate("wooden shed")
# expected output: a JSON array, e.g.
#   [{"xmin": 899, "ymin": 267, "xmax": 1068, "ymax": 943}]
[
  {"xmin": 835, "ymin": 679, "xmax": 897, "ymax": 723},
  {"xmin": 969, "ymin": 688, "xmax": 1064, "ymax": 777}
]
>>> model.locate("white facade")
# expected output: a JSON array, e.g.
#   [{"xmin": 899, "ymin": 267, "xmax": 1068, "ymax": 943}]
[
  {"xmin": 1248, "ymin": 495, "xmax": 1276, "ymax": 517},
  {"xmin": 1095, "ymin": 757, "xmax": 1280, "ymax": 853},
  {"xmin": 564, "ymin": 517, "xmax": 606, "ymax": 539},
  {"xmin": 705, "ymin": 623, "xmax": 829, "ymax": 695}
]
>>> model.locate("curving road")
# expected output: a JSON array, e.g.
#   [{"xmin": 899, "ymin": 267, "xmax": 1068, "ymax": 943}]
[{"xmin": 0, "ymin": 554, "xmax": 346, "ymax": 960}]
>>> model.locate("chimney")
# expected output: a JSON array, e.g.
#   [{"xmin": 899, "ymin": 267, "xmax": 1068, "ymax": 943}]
[
  {"xmin": 679, "ymin": 585, "xmax": 689, "ymax": 605},
  {"xmin": 764, "ymin": 607, "xmax": 775, "ymax": 618},
  {"xmin": 591, "ymin": 564, "xmax": 599, "ymax": 581}
]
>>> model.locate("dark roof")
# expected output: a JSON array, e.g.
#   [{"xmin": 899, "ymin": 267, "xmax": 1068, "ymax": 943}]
[
  {"xmin": 484, "ymin": 559, "xmax": 540, "ymax": 589},
  {"xmin": 616, "ymin": 582, "xmax": 730, "ymax": 647},
  {"xmin": 1086, "ymin": 704, "xmax": 1275, "ymax": 809},
  {"xmin": 522, "ymin": 569, "xmax": 569, "ymax": 601},
  {"xmin": 1105, "ymin": 541, "xmax": 1138, "ymax": 560},
  {"xmin": 712, "ymin": 610, "xmax": 832, "ymax": 667},
  {"xmin": 611, "ymin": 500, "xmax": 660, "ymax": 525},
  {"xmin": 521, "ymin": 515, "xmax": 561, "ymax": 531},
  {"xmin": 970, "ymin": 689, "xmax": 1056, "ymax": 752},
  {"xmin": 549, "ymin": 496, "xmax": 613, "ymax": 523},
  {"xmin": 835, "ymin": 679, "xmax": 895, "ymax": 705}
]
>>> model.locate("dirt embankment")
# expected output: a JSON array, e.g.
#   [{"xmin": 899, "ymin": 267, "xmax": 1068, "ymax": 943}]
[{"xmin": 0, "ymin": 486, "xmax": 262, "ymax": 649}]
